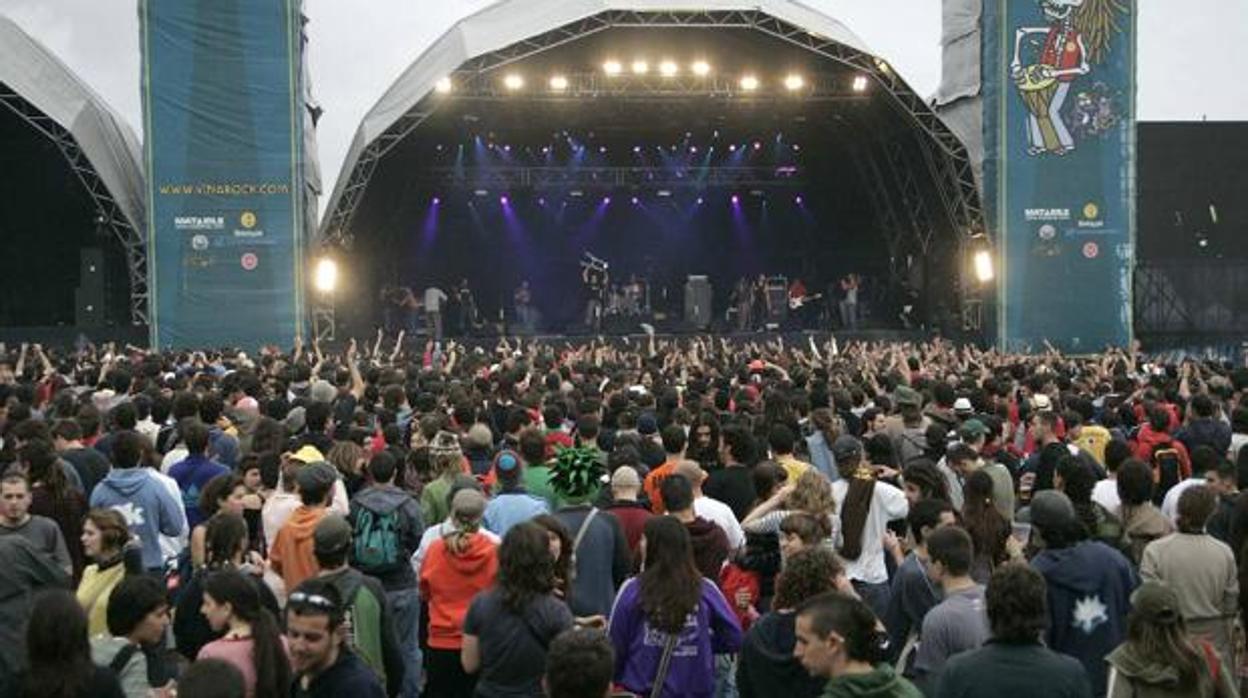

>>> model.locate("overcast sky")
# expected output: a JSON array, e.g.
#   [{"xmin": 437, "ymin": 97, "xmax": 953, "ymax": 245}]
[{"xmin": 4, "ymin": 0, "xmax": 1246, "ymax": 215}]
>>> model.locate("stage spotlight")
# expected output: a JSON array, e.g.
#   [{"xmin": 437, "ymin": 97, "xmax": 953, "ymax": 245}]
[
  {"xmin": 784, "ymin": 74, "xmax": 805, "ymax": 91},
  {"xmin": 549, "ymin": 75, "xmax": 569, "ymax": 91},
  {"xmin": 633, "ymin": 145, "xmax": 641, "ymax": 153},
  {"xmin": 659, "ymin": 60, "xmax": 678, "ymax": 77},
  {"xmin": 631, "ymin": 196, "xmax": 639, "ymax": 205},
  {"xmin": 973, "ymin": 250, "xmax": 994, "ymax": 283},
  {"xmin": 602, "ymin": 196, "xmax": 611, "ymax": 205},
  {"xmin": 731, "ymin": 194, "xmax": 740, "ymax": 204},
  {"xmin": 432, "ymin": 196, "xmax": 441, "ymax": 205},
  {"xmin": 691, "ymin": 60, "xmax": 711, "ymax": 76},
  {"xmin": 689, "ymin": 146, "xmax": 698, "ymax": 154},
  {"xmin": 435, "ymin": 76, "xmax": 452, "ymax": 93},
  {"xmin": 599, "ymin": 146, "xmax": 607, "ymax": 154},
  {"xmin": 753, "ymin": 141, "xmax": 762, "ymax": 150},
  {"xmin": 793, "ymin": 144, "xmax": 801, "ymax": 151},
  {"xmin": 631, "ymin": 60, "xmax": 649, "ymax": 75},
  {"xmin": 852, "ymin": 75, "xmax": 869, "ymax": 92},
  {"xmin": 503, "ymin": 74, "xmax": 524, "ymax": 90},
  {"xmin": 795, "ymin": 195, "xmax": 803, "ymax": 204},
  {"xmin": 728, "ymin": 144, "xmax": 737, "ymax": 152},
  {"xmin": 696, "ymin": 197, "xmax": 704, "ymax": 205},
  {"xmin": 538, "ymin": 197, "xmax": 546, "ymax": 206},
  {"xmin": 739, "ymin": 75, "xmax": 759, "ymax": 91},
  {"xmin": 314, "ymin": 257, "xmax": 338, "ymax": 294},
  {"xmin": 874, "ymin": 58, "xmax": 891, "ymax": 74},
  {"xmin": 500, "ymin": 195, "xmax": 510, "ymax": 205},
  {"xmin": 603, "ymin": 60, "xmax": 623, "ymax": 76}
]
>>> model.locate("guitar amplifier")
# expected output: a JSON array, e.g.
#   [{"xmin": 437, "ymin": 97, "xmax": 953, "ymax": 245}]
[
  {"xmin": 766, "ymin": 276, "xmax": 788, "ymax": 321},
  {"xmin": 684, "ymin": 276, "xmax": 713, "ymax": 329}
]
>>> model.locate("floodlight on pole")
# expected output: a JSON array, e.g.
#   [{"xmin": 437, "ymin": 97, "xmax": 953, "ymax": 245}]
[
  {"xmin": 434, "ymin": 76, "xmax": 452, "ymax": 94},
  {"xmin": 739, "ymin": 75, "xmax": 759, "ymax": 91},
  {"xmin": 973, "ymin": 250, "xmax": 994, "ymax": 283},
  {"xmin": 314, "ymin": 257, "xmax": 339, "ymax": 294}
]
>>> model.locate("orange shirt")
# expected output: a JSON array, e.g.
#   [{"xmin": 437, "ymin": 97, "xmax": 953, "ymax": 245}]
[
  {"xmin": 643, "ymin": 460, "xmax": 679, "ymax": 514},
  {"xmin": 268, "ymin": 506, "xmax": 326, "ymax": 592}
]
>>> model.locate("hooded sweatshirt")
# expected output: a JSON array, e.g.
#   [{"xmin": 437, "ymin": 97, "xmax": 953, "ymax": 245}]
[
  {"xmin": 90, "ymin": 468, "xmax": 187, "ymax": 570},
  {"xmin": 820, "ymin": 664, "xmax": 922, "ymax": 698},
  {"xmin": 418, "ymin": 531, "xmax": 499, "ymax": 649},
  {"xmin": 1106, "ymin": 641, "xmax": 1235, "ymax": 698},
  {"xmin": 737, "ymin": 610, "xmax": 826, "ymax": 698},
  {"xmin": 319, "ymin": 566, "xmax": 405, "ymax": 695},
  {"xmin": 1031, "ymin": 540, "xmax": 1137, "ymax": 696},
  {"xmin": 685, "ymin": 516, "xmax": 731, "ymax": 581},
  {"xmin": 608, "ymin": 577, "xmax": 743, "ymax": 698},
  {"xmin": 348, "ymin": 485, "xmax": 425, "ymax": 590},
  {"xmin": 269, "ymin": 505, "xmax": 327, "ymax": 591}
]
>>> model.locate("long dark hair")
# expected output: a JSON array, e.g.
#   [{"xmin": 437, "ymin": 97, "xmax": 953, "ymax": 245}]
[
  {"xmin": 639, "ymin": 516, "xmax": 702, "ymax": 634},
  {"xmin": 836, "ymin": 453, "xmax": 876, "ymax": 561},
  {"xmin": 1124, "ymin": 601, "xmax": 1205, "ymax": 686},
  {"xmin": 961, "ymin": 471, "xmax": 1009, "ymax": 569},
  {"xmin": 21, "ymin": 590, "xmax": 96, "ymax": 698},
  {"xmin": 204, "ymin": 513, "xmax": 249, "ymax": 569},
  {"xmin": 532, "ymin": 514, "xmax": 573, "ymax": 600},
  {"xmin": 203, "ymin": 570, "xmax": 291, "ymax": 698},
  {"xmin": 497, "ymin": 522, "xmax": 557, "ymax": 614}
]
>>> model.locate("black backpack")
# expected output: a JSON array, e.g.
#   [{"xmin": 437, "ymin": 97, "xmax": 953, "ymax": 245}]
[{"xmin": 1150, "ymin": 440, "xmax": 1183, "ymax": 505}]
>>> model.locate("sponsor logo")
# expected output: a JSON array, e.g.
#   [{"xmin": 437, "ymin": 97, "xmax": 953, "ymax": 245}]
[
  {"xmin": 174, "ymin": 216, "xmax": 224, "ymax": 231},
  {"xmin": 191, "ymin": 235, "xmax": 209, "ymax": 251},
  {"xmin": 1024, "ymin": 207, "xmax": 1070, "ymax": 222},
  {"xmin": 241, "ymin": 253, "xmax": 259, "ymax": 271},
  {"xmin": 1078, "ymin": 201, "xmax": 1105, "ymax": 229},
  {"xmin": 1037, "ymin": 223, "xmax": 1058, "ymax": 241},
  {"xmin": 240, "ymin": 211, "xmax": 257, "ymax": 229},
  {"xmin": 1082, "ymin": 241, "xmax": 1100, "ymax": 259}
]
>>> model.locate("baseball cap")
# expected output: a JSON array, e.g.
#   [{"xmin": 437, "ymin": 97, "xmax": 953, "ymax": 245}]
[
  {"xmin": 1033, "ymin": 394, "xmax": 1053, "ymax": 411},
  {"xmin": 953, "ymin": 397, "xmax": 973, "ymax": 414},
  {"xmin": 958, "ymin": 419, "xmax": 989, "ymax": 442},
  {"xmin": 288, "ymin": 445, "xmax": 325, "ymax": 464},
  {"xmin": 313, "ymin": 514, "xmax": 352, "ymax": 555},
  {"xmin": 832, "ymin": 435, "xmax": 864, "ymax": 463},
  {"xmin": 1024, "ymin": 489, "xmax": 1076, "ymax": 532},
  {"xmin": 610, "ymin": 465, "xmax": 641, "ymax": 489},
  {"xmin": 894, "ymin": 386, "xmax": 922, "ymax": 408},
  {"xmin": 451, "ymin": 489, "xmax": 487, "ymax": 521},
  {"xmin": 294, "ymin": 461, "xmax": 338, "ymax": 495},
  {"xmin": 1130, "ymin": 581, "xmax": 1182, "ymax": 625}
]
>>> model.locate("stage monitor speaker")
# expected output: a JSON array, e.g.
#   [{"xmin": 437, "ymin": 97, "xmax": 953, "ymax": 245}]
[
  {"xmin": 76, "ymin": 248, "xmax": 105, "ymax": 326},
  {"xmin": 684, "ymin": 276, "xmax": 713, "ymax": 329}
]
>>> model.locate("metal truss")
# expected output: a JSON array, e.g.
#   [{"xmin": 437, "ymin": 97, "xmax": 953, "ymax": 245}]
[
  {"xmin": 322, "ymin": 9, "xmax": 986, "ymax": 250},
  {"xmin": 311, "ymin": 302, "xmax": 336, "ymax": 343},
  {"xmin": 447, "ymin": 70, "xmax": 869, "ymax": 102},
  {"xmin": 848, "ymin": 143, "xmax": 906, "ymax": 270},
  {"xmin": 413, "ymin": 165, "xmax": 802, "ymax": 190},
  {"xmin": 0, "ymin": 85, "xmax": 149, "ymax": 325}
]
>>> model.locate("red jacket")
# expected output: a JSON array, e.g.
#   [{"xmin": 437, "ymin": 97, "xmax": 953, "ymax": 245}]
[{"xmin": 419, "ymin": 532, "xmax": 499, "ymax": 649}]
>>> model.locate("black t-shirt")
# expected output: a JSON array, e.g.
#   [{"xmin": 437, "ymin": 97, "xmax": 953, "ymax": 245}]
[
  {"xmin": 294, "ymin": 649, "xmax": 385, "ymax": 698},
  {"xmin": 704, "ymin": 466, "xmax": 757, "ymax": 522},
  {"xmin": 463, "ymin": 588, "xmax": 574, "ymax": 697},
  {"xmin": 62, "ymin": 447, "xmax": 111, "ymax": 496}
]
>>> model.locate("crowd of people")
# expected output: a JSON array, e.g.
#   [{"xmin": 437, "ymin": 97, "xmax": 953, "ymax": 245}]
[{"xmin": 0, "ymin": 333, "xmax": 1246, "ymax": 698}]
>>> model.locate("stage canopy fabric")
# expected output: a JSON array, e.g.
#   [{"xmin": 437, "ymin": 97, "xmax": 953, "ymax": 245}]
[
  {"xmin": 0, "ymin": 15, "xmax": 146, "ymax": 236},
  {"xmin": 321, "ymin": 0, "xmax": 966, "ymax": 236}
]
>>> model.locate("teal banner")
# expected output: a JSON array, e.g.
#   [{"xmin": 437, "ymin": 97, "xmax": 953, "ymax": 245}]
[
  {"xmin": 983, "ymin": 0, "xmax": 1135, "ymax": 352},
  {"xmin": 141, "ymin": 0, "xmax": 305, "ymax": 349}
]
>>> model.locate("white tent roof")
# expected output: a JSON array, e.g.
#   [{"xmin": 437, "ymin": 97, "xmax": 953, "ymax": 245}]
[
  {"xmin": 322, "ymin": 0, "xmax": 899, "ymax": 233},
  {"xmin": 0, "ymin": 15, "xmax": 146, "ymax": 233}
]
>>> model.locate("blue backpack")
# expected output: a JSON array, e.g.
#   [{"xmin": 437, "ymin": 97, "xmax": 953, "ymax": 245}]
[{"xmin": 351, "ymin": 506, "xmax": 405, "ymax": 576}]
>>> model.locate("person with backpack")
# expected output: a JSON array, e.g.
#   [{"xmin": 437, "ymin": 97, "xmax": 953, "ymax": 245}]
[
  {"xmin": 461, "ymin": 521, "xmax": 575, "ymax": 697},
  {"xmin": 90, "ymin": 575, "xmax": 175, "ymax": 698},
  {"xmin": 312, "ymin": 515, "xmax": 404, "ymax": 697},
  {"xmin": 1134, "ymin": 406, "xmax": 1192, "ymax": 505},
  {"xmin": 348, "ymin": 451, "xmax": 424, "ymax": 698},
  {"xmin": 1106, "ymin": 581, "xmax": 1238, "ymax": 697}
]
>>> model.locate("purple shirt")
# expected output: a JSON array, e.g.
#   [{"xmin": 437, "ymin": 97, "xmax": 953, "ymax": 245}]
[
  {"xmin": 608, "ymin": 577, "xmax": 743, "ymax": 698},
  {"xmin": 168, "ymin": 453, "xmax": 229, "ymax": 528}
]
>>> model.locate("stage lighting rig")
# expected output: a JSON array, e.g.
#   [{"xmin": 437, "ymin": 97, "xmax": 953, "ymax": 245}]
[
  {"xmin": 603, "ymin": 60, "xmax": 622, "ymax": 76},
  {"xmin": 314, "ymin": 257, "xmax": 339, "ymax": 294},
  {"xmin": 435, "ymin": 76, "xmax": 452, "ymax": 93},
  {"xmin": 659, "ymin": 60, "xmax": 679, "ymax": 77},
  {"xmin": 852, "ymin": 75, "xmax": 869, "ymax": 92},
  {"xmin": 691, "ymin": 60, "xmax": 711, "ymax": 76},
  {"xmin": 739, "ymin": 75, "xmax": 759, "ymax": 91},
  {"xmin": 503, "ymin": 74, "xmax": 524, "ymax": 90},
  {"xmin": 784, "ymin": 74, "xmax": 805, "ymax": 90}
]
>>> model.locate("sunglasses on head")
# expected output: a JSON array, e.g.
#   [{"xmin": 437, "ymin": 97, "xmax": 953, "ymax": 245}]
[{"xmin": 288, "ymin": 592, "xmax": 337, "ymax": 612}]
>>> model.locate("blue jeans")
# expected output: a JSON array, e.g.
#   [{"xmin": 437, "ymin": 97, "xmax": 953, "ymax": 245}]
[
  {"xmin": 388, "ymin": 588, "xmax": 422, "ymax": 698},
  {"xmin": 714, "ymin": 653, "xmax": 738, "ymax": 698}
]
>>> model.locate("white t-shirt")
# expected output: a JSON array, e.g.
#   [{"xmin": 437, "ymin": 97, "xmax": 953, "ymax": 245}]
[
  {"xmin": 832, "ymin": 479, "xmax": 909, "ymax": 584},
  {"xmin": 424, "ymin": 287, "xmax": 448, "ymax": 312},
  {"xmin": 1091, "ymin": 478, "xmax": 1122, "ymax": 517},
  {"xmin": 694, "ymin": 496, "xmax": 745, "ymax": 552},
  {"xmin": 1161, "ymin": 477, "xmax": 1205, "ymax": 523}
]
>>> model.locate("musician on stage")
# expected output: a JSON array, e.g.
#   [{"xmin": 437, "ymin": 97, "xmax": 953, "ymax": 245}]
[
  {"xmin": 731, "ymin": 277, "xmax": 753, "ymax": 332},
  {"xmin": 788, "ymin": 277, "xmax": 809, "ymax": 329},
  {"xmin": 454, "ymin": 278, "xmax": 477, "ymax": 336},
  {"xmin": 750, "ymin": 274, "xmax": 770, "ymax": 331},
  {"xmin": 582, "ymin": 259, "xmax": 608, "ymax": 331},
  {"xmin": 838, "ymin": 273, "xmax": 860, "ymax": 330},
  {"xmin": 513, "ymin": 280, "xmax": 534, "ymax": 333}
]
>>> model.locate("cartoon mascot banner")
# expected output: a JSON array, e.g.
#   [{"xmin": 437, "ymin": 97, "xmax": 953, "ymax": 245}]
[{"xmin": 983, "ymin": 0, "xmax": 1136, "ymax": 352}]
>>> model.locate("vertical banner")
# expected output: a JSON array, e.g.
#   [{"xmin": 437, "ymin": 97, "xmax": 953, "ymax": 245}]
[
  {"xmin": 141, "ymin": 0, "xmax": 305, "ymax": 349},
  {"xmin": 983, "ymin": 0, "xmax": 1135, "ymax": 352}
]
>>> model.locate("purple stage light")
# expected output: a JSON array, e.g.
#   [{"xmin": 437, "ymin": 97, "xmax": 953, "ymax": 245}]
[
  {"xmin": 753, "ymin": 141, "xmax": 762, "ymax": 150},
  {"xmin": 689, "ymin": 146, "xmax": 698, "ymax": 154},
  {"xmin": 633, "ymin": 145, "xmax": 641, "ymax": 153},
  {"xmin": 432, "ymin": 196, "xmax": 441, "ymax": 205},
  {"xmin": 542, "ymin": 146, "xmax": 550, "ymax": 154},
  {"xmin": 602, "ymin": 196, "xmax": 611, "ymax": 205},
  {"xmin": 599, "ymin": 146, "xmax": 607, "ymax": 153},
  {"xmin": 500, "ymin": 196, "xmax": 510, "ymax": 205},
  {"xmin": 696, "ymin": 196, "xmax": 704, "ymax": 205},
  {"xmin": 631, "ymin": 196, "xmax": 639, "ymax": 205},
  {"xmin": 503, "ymin": 145, "xmax": 511, "ymax": 152},
  {"xmin": 795, "ymin": 195, "xmax": 803, "ymax": 204},
  {"xmin": 538, "ymin": 197, "xmax": 546, "ymax": 206},
  {"xmin": 731, "ymin": 194, "xmax": 740, "ymax": 204},
  {"xmin": 728, "ymin": 144, "xmax": 737, "ymax": 152}
]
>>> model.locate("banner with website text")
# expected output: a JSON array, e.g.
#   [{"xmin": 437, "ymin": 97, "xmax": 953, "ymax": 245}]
[
  {"xmin": 141, "ymin": 0, "xmax": 305, "ymax": 349},
  {"xmin": 982, "ymin": 0, "xmax": 1135, "ymax": 352}
]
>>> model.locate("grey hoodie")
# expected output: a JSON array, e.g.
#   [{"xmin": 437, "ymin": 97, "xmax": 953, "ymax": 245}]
[{"xmin": 348, "ymin": 485, "xmax": 425, "ymax": 589}]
